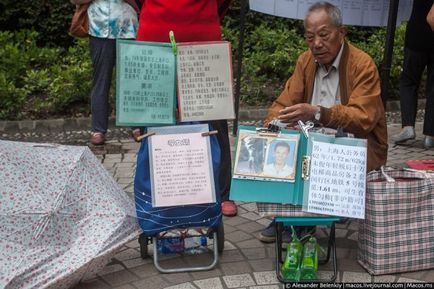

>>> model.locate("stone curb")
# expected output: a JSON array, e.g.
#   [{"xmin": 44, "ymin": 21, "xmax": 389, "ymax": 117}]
[
  {"xmin": 0, "ymin": 100, "xmax": 425, "ymax": 134},
  {"xmin": 0, "ymin": 108, "xmax": 266, "ymax": 134}
]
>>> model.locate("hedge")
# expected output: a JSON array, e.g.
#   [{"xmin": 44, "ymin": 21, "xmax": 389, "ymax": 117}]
[{"xmin": 0, "ymin": 1, "xmax": 407, "ymax": 120}]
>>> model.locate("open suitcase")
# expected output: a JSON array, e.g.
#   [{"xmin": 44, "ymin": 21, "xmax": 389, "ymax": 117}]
[{"xmin": 134, "ymin": 124, "xmax": 225, "ymax": 273}]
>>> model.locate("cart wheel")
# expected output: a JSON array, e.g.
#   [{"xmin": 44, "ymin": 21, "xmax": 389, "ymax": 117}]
[
  {"xmin": 216, "ymin": 223, "xmax": 225, "ymax": 253},
  {"xmin": 138, "ymin": 233, "xmax": 149, "ymax": 259}
]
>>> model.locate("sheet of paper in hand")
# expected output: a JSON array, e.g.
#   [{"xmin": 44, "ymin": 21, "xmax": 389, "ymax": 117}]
[
  {"xmin": 116, "ymin": 40, "xmax": 176, "ymax": 126},
  {"xmin": 177, "ymin": 41, "xmax": 235, "ymax": 122},
  {"xmin": 148, "ymin": 124, "xmax": 216, "ymax": 207}
]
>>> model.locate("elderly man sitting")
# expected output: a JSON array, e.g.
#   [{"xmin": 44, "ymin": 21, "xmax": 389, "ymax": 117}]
[{"xmin": 259, "ymin": 1, "xmax": 388, "ymax": 243}]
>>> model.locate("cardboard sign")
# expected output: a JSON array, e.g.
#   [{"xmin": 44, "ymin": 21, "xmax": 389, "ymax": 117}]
[
  {"xmin": 148, "ymin": 124, "xmax": 216, "ymax": 207},
  {"xmin": 177, "ymin": 42, "xmax": 235, "ymax": 122},
  {"xmin": 303, "ymin": 134, "xmax": 367, "ymax": 219},
  {"xmin": 116, "ymin": 40, "xmax": 176, "ymax": 126}
]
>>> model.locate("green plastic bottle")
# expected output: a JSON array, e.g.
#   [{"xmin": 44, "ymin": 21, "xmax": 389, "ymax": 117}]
[
  {"xmin": 300, "ymin": 236, "xmax": 319, "ymax": 280},
  {"xmin": 281, "ymin": 227, "xmax": 303, "ymax": 281}
]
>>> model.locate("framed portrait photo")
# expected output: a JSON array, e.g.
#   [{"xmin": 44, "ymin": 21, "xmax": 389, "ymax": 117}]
[
  {"xmin": 263, "ymin": 138, "xmax": 298, "ymax": 180},
  {"xmin": 233, "ymin": 130, "xmax": 300, "ymax": 182}
]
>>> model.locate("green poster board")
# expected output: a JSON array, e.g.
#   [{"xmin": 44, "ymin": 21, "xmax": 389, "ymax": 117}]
[{"xmin": 116, "ymin": 40, "xmax": 176, "ymax": 126}]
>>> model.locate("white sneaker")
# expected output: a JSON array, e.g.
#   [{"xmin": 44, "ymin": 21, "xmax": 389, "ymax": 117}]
[
  {"xmin": 424, "ymin": 136, "xmax": 434, "ymax": 149},
  {"xmin": 392, "ymin": 126, "xmax": 415, "ymax": 144}
]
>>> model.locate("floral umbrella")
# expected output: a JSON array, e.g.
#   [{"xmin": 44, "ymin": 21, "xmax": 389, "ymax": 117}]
[{"xmin": 0, "ymin": 140, "xmax": 140, "ymax": 289}]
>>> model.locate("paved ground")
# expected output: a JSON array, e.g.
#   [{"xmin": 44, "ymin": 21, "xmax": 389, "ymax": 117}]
[{"xmin": 1, "ymin": 111, "xmax": 434, "ymax": 289}]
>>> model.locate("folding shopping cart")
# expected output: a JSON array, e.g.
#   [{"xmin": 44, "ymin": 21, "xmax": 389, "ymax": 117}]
[{"xmin": 134, "ymin": 124, "xmax": 225, "ymax": 273}]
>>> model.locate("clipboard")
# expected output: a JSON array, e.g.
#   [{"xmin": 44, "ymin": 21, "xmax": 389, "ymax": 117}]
[
  {"xmin": 229, "ymin": 122, "xmax": 368, "ymax": 219},
  {"xmin": 230, "ymin": 125, "xmax": 308, "ymax": 205}
]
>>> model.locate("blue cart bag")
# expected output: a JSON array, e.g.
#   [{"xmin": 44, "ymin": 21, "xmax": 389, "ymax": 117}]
[{"xmin": 134, "ymin": 124, "xmax": 222, "ymax": 237}]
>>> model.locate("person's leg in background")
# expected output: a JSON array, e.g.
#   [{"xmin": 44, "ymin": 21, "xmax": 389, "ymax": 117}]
[
  {"xmin": 210, "ymin": 119, "xmax": 237, "ymax": 216},
  {"xmin": 393, "ymin": 47, "xmax": 428, "ymax": 143},
  {"xmin": 89, "ymin": 36, "xmax": 116, "ymax": 145},
  {"xmin": 423, "ymin": 50, "xmax": 434, "ymax": 149}
]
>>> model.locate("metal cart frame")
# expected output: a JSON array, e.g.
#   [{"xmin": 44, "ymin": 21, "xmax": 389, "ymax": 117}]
[
  {"xmin": 274, "ymin": 216, "xmax": 340, "ymax": 284},
  {"xmin": 138, "ymin": 222, "xmax": 225, "ymax": 273}
]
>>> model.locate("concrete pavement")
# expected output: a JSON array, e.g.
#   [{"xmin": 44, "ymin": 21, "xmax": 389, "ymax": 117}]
[{"xmin": 1, "ymin": 112, "xmax": 434, "ymax": 288}]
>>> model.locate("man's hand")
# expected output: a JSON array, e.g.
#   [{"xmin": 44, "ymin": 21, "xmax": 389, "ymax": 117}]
[{"xmin": 277, "ymin": 103, "xmax": 319, "ymax": 125}]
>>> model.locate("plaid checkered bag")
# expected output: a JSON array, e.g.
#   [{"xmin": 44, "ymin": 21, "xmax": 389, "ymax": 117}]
[
  {"xmin": 257, "ymin": 202, "xmax": 323, "ymax": 217},
  {"xmin": 358, "ymin": 167, "xmax": 434, "ymax": 275}
]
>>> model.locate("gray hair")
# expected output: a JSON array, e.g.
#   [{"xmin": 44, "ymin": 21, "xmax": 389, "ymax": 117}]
[{"xmin": 305, "ymin": 1, "xmax": 343, "ymax": 27}]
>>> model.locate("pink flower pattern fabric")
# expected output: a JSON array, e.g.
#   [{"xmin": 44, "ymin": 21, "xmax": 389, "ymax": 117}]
[{"xmin": 0, "ymin": 140, "xmax": 140, "ymax": 289}]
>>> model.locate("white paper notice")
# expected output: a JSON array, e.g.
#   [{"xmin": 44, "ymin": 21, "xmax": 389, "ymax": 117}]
[
  {"xmin": 177, "ymin": 42, "xmax": 235, "ymax": 122},
  {"xmin": 249, "ymin": 0, "xmax": 413, "ymax": 27},
  {"xmin": 305, "ymin": 141, "xmax": 367, "ymax": 219},
  {"xmin": 150, "ymin": 132, "xmax": 215, "ymax": 207}
]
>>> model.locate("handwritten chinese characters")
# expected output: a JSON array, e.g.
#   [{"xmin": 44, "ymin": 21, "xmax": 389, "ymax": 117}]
[
  {"xmin": 177, "ymin": 42, "xmax": 235, "ymax": 122},
  {"xmin": 116, "ymin": 40, "xmax": 176, "ymax": 126},
  {"xmin": 306, "ymin": 141, "xmax": 367, "ymax": 219},
  {"xmin": 150, "ymin": 132, "xmax": 215, "ymax": 207}
]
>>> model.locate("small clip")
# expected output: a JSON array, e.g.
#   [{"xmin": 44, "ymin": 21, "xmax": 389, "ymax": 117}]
[
  {"xmin": 267, "ymin": 119, "xmax": 282, "ymax": 133},
  {"xmin": 298, "ymin": 120, "xmax": 314, "ymax": 139},
  {"xmin": 201, "ymin": 130, "xmax": 218, "ymax": 137},
  {"xmin": 256, "ymin": 123, "xmax": 280, "ymax": 136},
  {"xmin": 335, "ymin": 126, "xmax": 348, "ymax": 138},
  {"xmin": 302, "ymin": 155, "xmax": 311, "ymax": 180},
  {"xmin": 136, "ymin": 131, "xmax": 156, "ymax": 142},
  {"xmin": 169, "ymin": 31, "xmax": 177, "ymax": 55},
  {"xmin": 257, "ymin": 132, "xmax": 280, "ymax": 137},
  {"xmin": 255, "ymin": 127, "xmax": 270, "ymax": 133}
]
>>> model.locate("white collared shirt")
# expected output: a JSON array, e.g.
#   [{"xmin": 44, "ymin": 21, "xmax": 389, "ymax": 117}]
[
  {"xmin": 262, "ymin": 163, "xmax": 294, "ymax": 178},
  {"xmin": 311, "ymin": 43, "xmax": 344, "ymax": 108}
]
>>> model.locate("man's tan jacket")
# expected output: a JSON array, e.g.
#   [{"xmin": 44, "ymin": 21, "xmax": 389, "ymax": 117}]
[{"xmin": 265, "ymin": 42, "xmax": 388, "ymax": 172}]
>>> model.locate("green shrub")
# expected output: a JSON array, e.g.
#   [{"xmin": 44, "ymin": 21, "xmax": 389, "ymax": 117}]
[
  {"xmin": 352, "ymin": 23, "xmax": 406, "ymax": 97},
  {"xmin": 22, "ymin": 39, "xmax": 92, "ymax": 118},
  {"xmin": 240, "ymin": 24, "xmax": 307, "ymax": 105},
  {"xmin": 0, "ymin": 30, "xmax": 63, "ymax": 119},
  {"xmin": 45, "ymin": 40, "xmax": 92, "ymax": 114},
  {"xmin": 0, "ymin": 0, "xmax": 409, "ymax": 119},
  {"xmin": 0, "ymin": 73, "xmax": 27, "ymax": 119},
  {"xmin": 0, "ymin": 0, "xmax": 74, "ymax": 47},
  {"xmin": 0, "ymin": 31, "xmax": 92, "ymax": 120}
]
